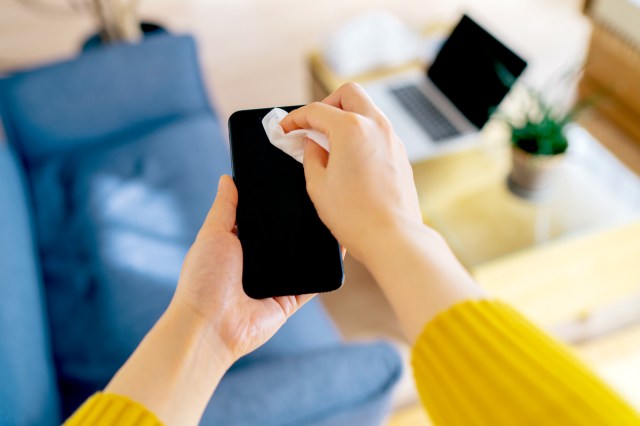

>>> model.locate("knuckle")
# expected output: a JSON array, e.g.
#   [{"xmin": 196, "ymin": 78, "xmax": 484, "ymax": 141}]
[
  {"xmin": 308, "ymin": 101, "xmax": 324, "ymax": 111},
  {"xmin": 286, "ymin": 299, "xmax": 297, "ymax": 316},
  {"xmin": 375, "ymin": 114, "xmax": 393, "ymax": 132},
  {"xmin": 341, "ymin": 82, "xmax": 361, "ymax": 94},
  {"xmin": 345, "ymin": 112, "xmax": 368, "ymax": 134}
]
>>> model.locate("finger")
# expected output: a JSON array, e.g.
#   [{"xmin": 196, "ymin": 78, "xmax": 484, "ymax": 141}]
[
  {"xmin": 271, "ymin": 293, "xmax": 317, "ymax": 319},
  {"xmin": 303, "ymin": 137, "xmax": 328, "ymax": 191},
  {"xmin": 200, "ymin": 175, "xmax": 238, "ymax": 235},
  {"xmin": 295, "ymin": 293, "xmax": 317, "ymax": 309},
  {"xmin": 280, "ymin": 102, "xmax": 348, "ymax": 136},
  {"xmin": 322, "ymin": 82, "xmax": 381, "ymax": 118}
]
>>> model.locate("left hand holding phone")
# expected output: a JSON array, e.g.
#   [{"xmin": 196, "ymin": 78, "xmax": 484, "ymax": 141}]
[
  {"xmin": 172, "ymin": 174, "xmax": 317, "ymax": 361},
  {"xmin": 104, "ymin": 175, "xmax": 315, "ymax": 425}
]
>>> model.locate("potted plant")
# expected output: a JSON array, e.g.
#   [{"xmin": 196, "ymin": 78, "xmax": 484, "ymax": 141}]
[{"xmin": 501, "ymin": 88, "xmax": 589, "ymax": 199}]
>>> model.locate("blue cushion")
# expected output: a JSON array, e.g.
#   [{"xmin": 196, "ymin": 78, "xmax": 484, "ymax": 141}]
[
  {"xmin": 0, "ymin": 33, "xmax": 211, "ymax": 162},
  {"xmin": 204, "ymin": 342, "xmax": 401, "ymax": 425},
  {"xmin": 27, "ymin": 114, "xmax": 235, "ymax": 414},
  {"xmin": 0, "ymin": 143, "xmax": 60, "ymax": 425}
]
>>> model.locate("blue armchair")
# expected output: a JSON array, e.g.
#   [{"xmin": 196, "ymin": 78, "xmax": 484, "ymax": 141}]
[{"xmin": 0, "ymin": 33, "xmax": 401, "ymax": 425}]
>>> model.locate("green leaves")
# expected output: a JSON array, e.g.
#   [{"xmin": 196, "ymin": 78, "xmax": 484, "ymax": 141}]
[
  {"xmin": 498, "ymin": 86, "xmax": 588, "ymax": 156},
  {"xmin": 510, "ymin": 114, "xmax": 569, "ymax": 155},
  {"xmin": 493, "ymin": 64, "xmax": 596, "ymax": 156}
]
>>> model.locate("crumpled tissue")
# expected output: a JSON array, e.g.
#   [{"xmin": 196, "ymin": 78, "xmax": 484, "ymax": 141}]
[{"xmin": 262, "ymin": 108, "xmax": 330, "ymax": 163}]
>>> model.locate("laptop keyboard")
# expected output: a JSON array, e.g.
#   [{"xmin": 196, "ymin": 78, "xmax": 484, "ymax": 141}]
[{"xmin": 391, "ymin": 84, "xmax": 462, "ymax": 142}]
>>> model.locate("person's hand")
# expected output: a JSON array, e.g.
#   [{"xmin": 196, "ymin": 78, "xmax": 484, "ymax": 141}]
[
  {"xmin": 280, "ymin": 82, "xmax": 423, "ymax": 262},
  {"xmin": 280, "ymin": 84, "xmax": 481, "ymax": 342},
  {"xmin": 104, "ymin": 175, "xmax": 316, "ymax": 426},
  {"xmin": 171, "ymin": 175, "xmax": 315, "ymax": 361}
]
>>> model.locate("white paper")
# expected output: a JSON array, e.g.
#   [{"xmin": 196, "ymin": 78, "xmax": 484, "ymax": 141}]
[{"xmin": 262, "ymin": 108, "xmax": 330, "ymax": 163}]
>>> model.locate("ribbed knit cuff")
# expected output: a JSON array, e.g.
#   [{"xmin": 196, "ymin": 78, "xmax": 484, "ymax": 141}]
[
  {"xmin": 64, "ymin": 392, "xmax": 163, "ymax": 426},
  {"xmin": 411, "ymin": 300, "xmax": 640, "ymax": 426}
]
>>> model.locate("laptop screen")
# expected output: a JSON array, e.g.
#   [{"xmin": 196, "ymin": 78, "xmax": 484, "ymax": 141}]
[{"xmin": 427, "ymin": 14, "xmax": 527, "ymax": 129}]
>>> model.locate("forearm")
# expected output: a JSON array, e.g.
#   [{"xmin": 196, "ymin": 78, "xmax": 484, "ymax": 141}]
[
  {"xmin": 104, "ymin": 300, "xmax": 233, "ymax": 426},
  {"xmin": 361, "ymin": 221, "xmax": 484, "ymax": 342}
]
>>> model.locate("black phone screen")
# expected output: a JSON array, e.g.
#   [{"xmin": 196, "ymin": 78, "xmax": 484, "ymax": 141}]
[{"xmin": 229, "ymin": 106, "xmax": 344, "ymax": 299}]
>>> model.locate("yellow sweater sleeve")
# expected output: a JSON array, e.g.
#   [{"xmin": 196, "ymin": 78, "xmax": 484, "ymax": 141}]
[
  {"xmin": 412, "ymin": 300, "xmax": 640, "ymax": 426},
  {"xmin": 64, "ymin": 392, "xmax": 162, "ymax": 426}
]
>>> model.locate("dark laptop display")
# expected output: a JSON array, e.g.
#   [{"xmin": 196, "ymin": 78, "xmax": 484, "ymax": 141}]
[{"xmin": 427, "ymin": 14, "xmax": 527, "ymax": 128}]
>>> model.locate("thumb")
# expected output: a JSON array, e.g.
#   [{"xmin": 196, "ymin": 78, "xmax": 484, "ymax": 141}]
[
  {"xmin": 200, "ymin": 175, "xmax": 238, "ymax": 235},
  {"xmin": 302, "ymin": 138, "xmax": 328, "ymax": 197}
]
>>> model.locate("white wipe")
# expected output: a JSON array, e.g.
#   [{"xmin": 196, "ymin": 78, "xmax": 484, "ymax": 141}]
[{"xmin": 262, "ymin": 108, "xmax": 330, "ymax": 163}]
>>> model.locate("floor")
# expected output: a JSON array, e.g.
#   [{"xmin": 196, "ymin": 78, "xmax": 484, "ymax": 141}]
[{"xmin": 2, "ymin": 0, "xmax": 640, "ymax": 424}]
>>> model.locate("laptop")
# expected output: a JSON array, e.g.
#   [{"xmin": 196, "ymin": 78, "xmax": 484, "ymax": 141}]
[{"xmin": 363, "ymin": 14, "xmax": 527, "ymax": 162}]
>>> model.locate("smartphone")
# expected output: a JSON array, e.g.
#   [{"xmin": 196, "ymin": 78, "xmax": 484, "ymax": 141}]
[{"xmin": 228, "ymin": 106, "xmax": 344, "ymax": 299}]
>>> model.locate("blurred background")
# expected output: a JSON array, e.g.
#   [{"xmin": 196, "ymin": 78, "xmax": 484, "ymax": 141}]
[
  {"xmin": 1, "ymin": 0, "xmax": 640, "ymax": 425},
  {"xmin": 0, "ymin": 0, "xmax": 588, "ymax": 122}
]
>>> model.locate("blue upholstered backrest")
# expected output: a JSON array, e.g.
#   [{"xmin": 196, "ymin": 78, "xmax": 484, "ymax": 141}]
[
  {"xmin": 0, "ymin": 143, "xmax": 60, "ymax": 425},
  {"xmin": 0, "ymin": 34, "xmax": 211, "ymax": 162},
  {"xmin": 0, "ymin": 33, "xmax": 230, "ymax": 416}
]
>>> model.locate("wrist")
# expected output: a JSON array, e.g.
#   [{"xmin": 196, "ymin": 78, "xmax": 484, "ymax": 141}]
[
  {"xmin": 357, "ymin": 219, "xmax": 483, "ymax": 342},
  {"xmin": 105, "ymin": 297, "xmax": 235, "ymax": 425},
  {"xmin": 166, "ymin": 298, "xmax": 236, "ymax": 369},
  {"xmin": 357, "ymin": 217, "xmax": 443, "ymax": 268}
]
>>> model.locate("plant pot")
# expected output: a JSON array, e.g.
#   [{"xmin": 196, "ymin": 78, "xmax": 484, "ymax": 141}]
[{"xmin": 508, "ymin": 146, "xmax": 564, "ymax": 200}]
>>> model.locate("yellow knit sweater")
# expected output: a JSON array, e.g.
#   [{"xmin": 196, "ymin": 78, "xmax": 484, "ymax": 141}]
[{"xmin": 65, "ymin": 300, "xmax": 640, "ymax": 425}]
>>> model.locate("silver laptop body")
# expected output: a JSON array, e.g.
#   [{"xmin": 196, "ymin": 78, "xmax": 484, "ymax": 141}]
[{"xmin": 363, "ymin": 14, "xmax": 527, "ymax": 163}]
